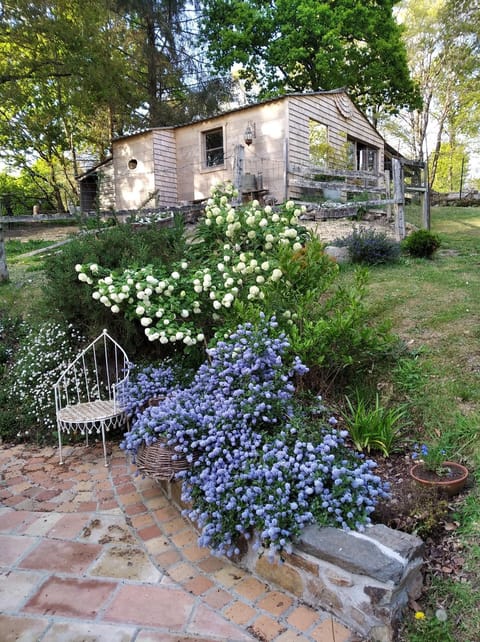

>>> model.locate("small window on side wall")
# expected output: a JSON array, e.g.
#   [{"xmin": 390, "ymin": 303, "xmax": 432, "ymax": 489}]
[{"xmin": 204, "ymin": 127, "xmax": 224, "ymax": 168}]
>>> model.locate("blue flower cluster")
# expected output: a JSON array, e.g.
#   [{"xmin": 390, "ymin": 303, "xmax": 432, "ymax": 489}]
[
  {"xmin": 120, "ymin": 362, "xmax": 180, "ymax": 422},
  {"xmin": 121, "ymin": 316, "xmax": 389, "ymax": 557}
]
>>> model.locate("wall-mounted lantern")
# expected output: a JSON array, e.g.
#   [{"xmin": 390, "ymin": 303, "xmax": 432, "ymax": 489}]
[{"xmin": 244, "ymin": 122, "xmax": 256, "ymax": 146}]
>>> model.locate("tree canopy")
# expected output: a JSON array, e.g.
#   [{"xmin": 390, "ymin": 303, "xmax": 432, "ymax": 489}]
[
  {"xmin": 0, "ymin": 0, "xmax": 233, "ymax": 211},
  {"xmin": 199, "ymin": 0, "xmax": 421, "ymax": 115},
  {"xmin": 378, "ymin": 0, "xmax": 479, "ymax": 189}
]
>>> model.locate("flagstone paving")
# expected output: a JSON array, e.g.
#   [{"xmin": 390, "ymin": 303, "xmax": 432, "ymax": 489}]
[{"xmin": 0, "ymin": 441, "xmax": 358, "ymax": 642}]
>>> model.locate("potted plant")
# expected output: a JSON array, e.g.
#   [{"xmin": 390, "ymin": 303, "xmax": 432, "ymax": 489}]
[{"xmin": 409, "ymin": 443, "xmax": 468, "ymax": 496}]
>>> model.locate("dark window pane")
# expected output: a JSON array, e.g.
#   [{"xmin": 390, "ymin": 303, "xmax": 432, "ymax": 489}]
[{"xmin": 204, "ymin": 128, "xmax": 224, "ymax": 167}]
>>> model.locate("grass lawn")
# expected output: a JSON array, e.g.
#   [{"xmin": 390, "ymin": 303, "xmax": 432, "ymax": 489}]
[{"xmin": 366, "ymin": 205, "xmax": 480, "ymax": 641}]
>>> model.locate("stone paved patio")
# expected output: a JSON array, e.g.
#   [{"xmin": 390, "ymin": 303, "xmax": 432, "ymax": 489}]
[{"xmin": 0, "ymin": 441, "xmax": 357, "ymax": 642}]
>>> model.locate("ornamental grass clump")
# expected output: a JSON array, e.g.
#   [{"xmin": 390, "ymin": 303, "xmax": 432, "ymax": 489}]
[{"xmin": 121, "ymin": 316, "xmax": 389, "ymax": 558}]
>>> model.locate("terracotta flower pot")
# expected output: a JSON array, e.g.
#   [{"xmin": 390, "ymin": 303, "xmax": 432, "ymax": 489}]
[{"xmin": 409, "ymin": 461, "xmax": 468, "ymax": 497}]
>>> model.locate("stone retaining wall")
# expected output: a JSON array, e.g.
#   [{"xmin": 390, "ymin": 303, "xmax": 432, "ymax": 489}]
[{"xmin": 157, "ymin": 480, "xmax": 424, "ymax": 642}]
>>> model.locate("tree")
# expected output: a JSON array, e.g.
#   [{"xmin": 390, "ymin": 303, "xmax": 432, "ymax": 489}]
[
  {"xmin": 0, "ymin": 1, "xmax": 235, "ymax": 210},
  {"xmin": 430, "ymin": 143, "xmax": 469, "ymax": 193},
  {"xmin": 379, "ymin": 0, "xmax": 479, "ymax": 188},
  {"xmin": 198, "ymin": 0, "xmax": 420, "ymax": 115},
  {"xmin": 0, "ymin": 1, "xmax": 145, "ymax": 209},
  {"xmin": 0, "ymin": 170, "xmax": 44, "ymax": 216}
]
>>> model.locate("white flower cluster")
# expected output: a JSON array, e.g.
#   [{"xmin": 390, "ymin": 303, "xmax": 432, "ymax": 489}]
[
  {"xmin": 10, "ymin": 322, "xmax": 86, "ymax": 433},
  {"xmin": 129, "ymin": 211, "xmax": 174, "ymax": 225},
  {"xmin": 75, "ymin": 182, "xmax": 309, "ymax": 344}
]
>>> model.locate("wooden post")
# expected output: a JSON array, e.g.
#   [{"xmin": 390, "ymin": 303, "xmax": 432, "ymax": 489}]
[
  {"xmin": 384, "ymin": 169, "xmax": 392, "ymax": 221},
  {"xmin": 0, "ymin": 222, "xmax": 9, "ymax": 282},
  {"xmin": 233, "ymin": 144, "xmax": 244, "ymax": 205},
  {"xmin": 392, "ymin": 159, "xmax": 406, "ymax": 241},
  {"xmin": 422, "ymin": 162, "xmax": 431, "ymax": 230}
]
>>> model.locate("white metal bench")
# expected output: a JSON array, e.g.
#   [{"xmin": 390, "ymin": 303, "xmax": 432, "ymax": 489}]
[{"xmin": 54, "ymin": 329, "xmax": 130, "ymax": 466}]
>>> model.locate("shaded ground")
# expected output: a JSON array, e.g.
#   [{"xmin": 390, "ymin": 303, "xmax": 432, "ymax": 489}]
[{"xmin": 373, "ymin": 452, "xmax": 474, "ymax": 593}]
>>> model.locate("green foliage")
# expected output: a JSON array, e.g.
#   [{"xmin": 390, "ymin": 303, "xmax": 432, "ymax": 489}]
[
  {"xmin": 392, "ymin": 352, "xmax": 427, "ymax": 396},
  {"xmin": 0, "ymin": 171, "xmax": 43, "ymax": 216},
  {"xmin": 335, "ymin": 227, "xmax": 401, "ymax": 264},
  {"xmin": 286, "ymin": 268, "xmax": 400, "ymax": 389},
  {"xmin": 200, "ymin": 0, "xmax": 420, "ymax": 114},
  {"xmin": 75, "ymin": 186, "xmax": 399, "ymax": 390},
  {"xmin": 75, "ymin": 186, "xmax": 311, "ymax": 349},
  {"xmin": 41, "ymin": 220, "xmax": 187, "ymax": 355},
  {"xmin": 413, "ymin": 442, "xmax": 451, "ymax": 477},
  {"xmin": 402, "ymin": 229, "xmax": 441, "ymax": 258},
  {"xmin": 5, "ymin": 239, "xmax": 53, "ymax": 259},
  {"xmin": 404, "ymin": 609, "xmax": 455, "ymax": 642},
  {"xmin": 341, "ymin": 392, "xmax": 408, "ymax": 456},
  {"xmin": 430, "ymin": 142, "xmax": 469, "ymax": 193}
]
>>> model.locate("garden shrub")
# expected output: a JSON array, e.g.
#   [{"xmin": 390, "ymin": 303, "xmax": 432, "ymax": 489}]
[
  {"xmin": 121, "ymin": 316, "xmax": 389, "ymax": 558},
  {"xmin": 7, "ymin": 321, "xmax": 86, "ymax": 444},
  {"xmin": 335, "ymin": 227, "xmax": 401, "ymax": 264},
  {"xmin": 0, "ymin": 314, "xmax": 30, "ymax": 442},
  {"xmin": 121, "ymin": 360, "xmax": 193, "ymax": 421},
  {"xmin": 402, "ymin": 229, "xmax": 441, "ymax": 258},
  {"xmin": 75, "ymin": 183, "xmax": 399, "ymax": 389},
  {"xmin": 286, "ymin": 268, "xmax": 400, "ymax": 389},
  {"xmin": 41, "ymin": 218, "xmax": 187, "ymax": 357}
]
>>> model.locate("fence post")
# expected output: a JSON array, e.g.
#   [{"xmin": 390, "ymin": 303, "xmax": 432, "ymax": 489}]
[
  {"xmin": 384, "ymin": 169, "xmax": 392, "ymax": 221},
  {"xmin": 0, "ymin": 222, "xmax": 9, "ymax": 282},
  {"xmin": 422, "ymin": 162, "xmax": 431, "ymax": 230},
  {"xmin": 393, "ymin": 159, "xmax": 406, "ymax": 241}
]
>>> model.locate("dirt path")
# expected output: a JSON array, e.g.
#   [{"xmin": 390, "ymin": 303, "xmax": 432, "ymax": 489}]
[
  {"xmin": 4, "ymin": 224, "xmax": 79, "ymax": 242},
  {"xmin": 5, "ymin": 216, "xmax": 397, "ymax": 246}
]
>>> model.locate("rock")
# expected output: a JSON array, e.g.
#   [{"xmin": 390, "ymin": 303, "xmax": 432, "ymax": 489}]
[{"xmin": 324, "ymin": 245, "xmax": 350, "ymax": 263}]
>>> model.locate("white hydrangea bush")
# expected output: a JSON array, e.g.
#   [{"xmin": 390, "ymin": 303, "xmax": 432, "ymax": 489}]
[{"xmin": 74, "ymin": 182, "xmax": 310, "ymax": 346}]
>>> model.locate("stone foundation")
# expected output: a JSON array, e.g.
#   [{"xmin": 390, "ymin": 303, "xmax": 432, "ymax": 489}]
[{"xmin": 157, "ymin": 480, "xmax": 424, "ymax": 642}]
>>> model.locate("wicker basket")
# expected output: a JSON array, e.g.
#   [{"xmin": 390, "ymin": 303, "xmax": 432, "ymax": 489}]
[{"xmin": 135, "ymin": 439, "xmax": 190, "ymax": 481}]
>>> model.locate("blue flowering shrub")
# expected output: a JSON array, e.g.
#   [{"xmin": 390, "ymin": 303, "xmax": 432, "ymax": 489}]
[{"xmin": 121, "ymin": 317, "xmax": 389, "ymax": 558}]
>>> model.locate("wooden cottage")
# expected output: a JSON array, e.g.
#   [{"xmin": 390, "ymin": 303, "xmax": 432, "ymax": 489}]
[{"xmin": 78, "ymin": 90, "xmax": 390, "ymax": 213}]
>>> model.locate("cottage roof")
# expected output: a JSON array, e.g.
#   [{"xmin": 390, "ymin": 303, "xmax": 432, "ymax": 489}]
[{"xmin": 76, "ymin": 156, "xmax": 113, "ymax": 181}]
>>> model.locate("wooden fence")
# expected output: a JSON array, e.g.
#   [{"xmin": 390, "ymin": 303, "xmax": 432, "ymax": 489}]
[{"xmin": 288, "ymin": 158, "xmax": 428, "ymax": 240}]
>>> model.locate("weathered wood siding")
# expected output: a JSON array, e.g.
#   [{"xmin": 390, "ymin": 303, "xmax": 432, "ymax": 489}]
[
  {"xmin": 152, "ymin": 129, "xmax": 178, "ymax": 206},
  {"xmin": 286, "ymin": 93, "xmax": 385, "ymax": 199},
  {"xmin": 97, "ymin": 160, "xmax": 115, "ymax": 211},
  {"xmin": 108, "ymin": 91, "xmax": 388, "ymax": 210},
  {"xmin": 112, "ymin": 131, "xmax": 155, "ymax": 211},
  {"xmin": 174, "ymin": 101, "xmax": 288, "ymax": 203}
]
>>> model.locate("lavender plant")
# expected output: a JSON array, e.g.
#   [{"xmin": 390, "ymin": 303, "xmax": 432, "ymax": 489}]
[{"xmin": 121, "ymin": 316, "xmax": 389, "ymax": 557}]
